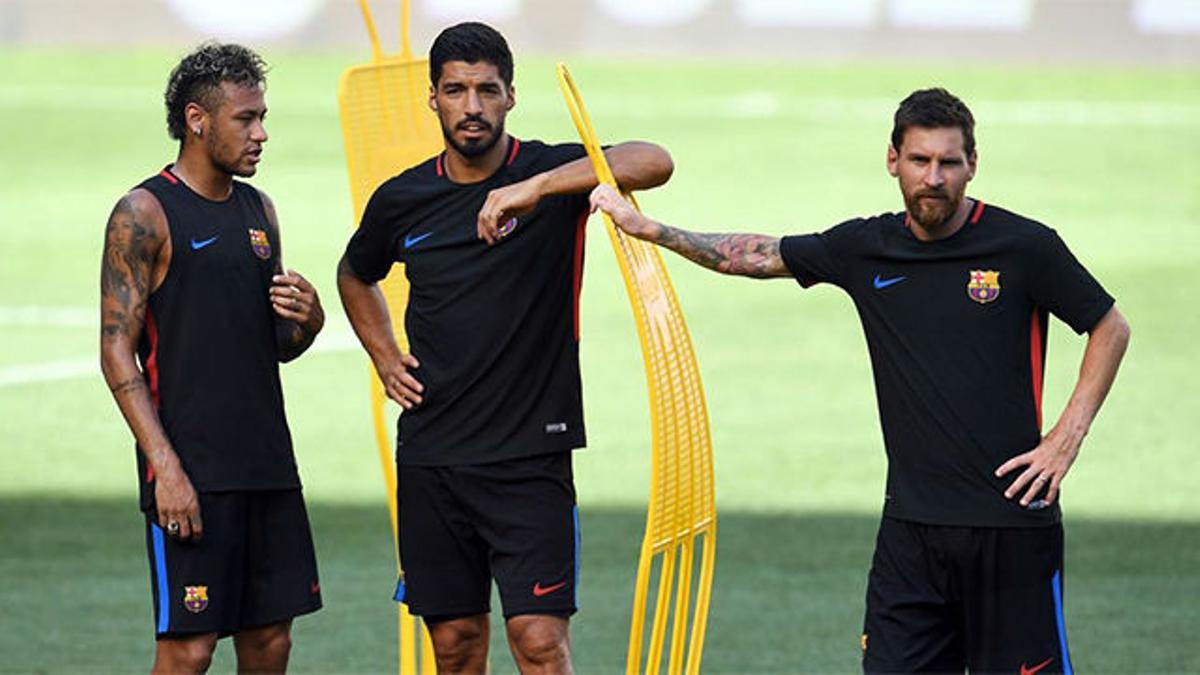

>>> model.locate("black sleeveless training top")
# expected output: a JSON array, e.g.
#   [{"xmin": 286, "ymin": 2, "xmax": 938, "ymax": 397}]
[{"xmin": 133, "ymin": 167, "xmax": 299, "ymax": 511}]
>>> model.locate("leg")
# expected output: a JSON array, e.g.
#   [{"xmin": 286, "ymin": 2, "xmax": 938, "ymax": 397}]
[
  {"xmin": 152, "ymin": 633, "xmax": 218, "ymax": 674},
  {"xmin": 233, "ymin": 619, "xmax": 292, "ymax": 674},
  {"xmin": 505, "ymin": 614, "xmax": 572, "ymax": 675},
  {"xmin": 427, "ymin": 614, "xmax": 490, "ymax": 674}
]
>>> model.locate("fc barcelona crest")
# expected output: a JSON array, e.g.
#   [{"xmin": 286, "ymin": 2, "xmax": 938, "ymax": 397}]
[
  {"xmin": 183, "ymin": 585, "xmax": 209, "ymax": 613},
  {"xmin": 967, "ymin": 270, "xmax": 1001, "ymax": 304},
  {"xmin": 248, "ymin": 228, "xmax": 271, "ymax": 260}
]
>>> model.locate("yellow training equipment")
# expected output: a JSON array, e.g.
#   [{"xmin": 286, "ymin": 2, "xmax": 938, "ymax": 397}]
[
  {"xmin": 337, "ymin": 1, "xmax": 438, "ymax": 673},
  {"xmin": 556, "ymin": 64, "xmax": 717, "ymax": 675}
]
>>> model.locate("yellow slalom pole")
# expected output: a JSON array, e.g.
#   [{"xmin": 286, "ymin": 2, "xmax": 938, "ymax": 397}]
[{"xmin": 556, "ymin": 63, "xmax": 717, "ymax": 675}]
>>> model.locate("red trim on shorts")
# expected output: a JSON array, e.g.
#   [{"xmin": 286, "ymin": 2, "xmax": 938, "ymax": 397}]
[
  {"xmin": 435, "ymin": 153, "xmax": 445, "ymax": 177},
  {"xmin": 572, "ymin": 209, "xmax": 587, "ymax": 341},
  {"xmin": 158, "ymin": 169, "xmax": 178, "ymax": 185},
  {"xmin": 1029, "ymin": 308, "xmax": 1046, "ymax": 431},
  {"xmin": 143, "ymin": 308, "xmax": 162, "ymax": 482},
  {"xmin": 969, "ymin": 199, "xmax": 986, "ymax": 224},
  {"xmin": 506, "ymin": 137, "xmax": 521, "ymax": 166}
]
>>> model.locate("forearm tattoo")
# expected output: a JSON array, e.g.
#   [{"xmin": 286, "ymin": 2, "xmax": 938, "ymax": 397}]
[
  {"xmin": 100, "ymin": 196, "xmax": 155, "ymax": 340},
  {"xmin": 652, "ymin": 225, "xmax": 785, "ymax": 278},
  {"xmin": 109, "ymin": 376, "xmax": 147, "ymax": 395}
]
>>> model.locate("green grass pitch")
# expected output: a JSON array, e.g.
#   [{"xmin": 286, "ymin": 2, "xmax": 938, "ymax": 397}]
[{"xmin": 1, "ymin": 47, "xmax": 1198, "ymax": 672}]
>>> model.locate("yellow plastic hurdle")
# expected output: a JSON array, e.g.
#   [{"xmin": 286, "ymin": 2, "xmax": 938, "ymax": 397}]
[
  {"xmin": 336, "ymin": 1, "xmax": 439, "ymax": 673},
  {"xmin": 557, "ymin": 64, "xmax": 717, "ymax": 675}
]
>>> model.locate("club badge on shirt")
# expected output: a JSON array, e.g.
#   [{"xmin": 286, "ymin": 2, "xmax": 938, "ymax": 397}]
[
  {"xmin": 183, "ymin": 585, "xmax": 209, "ymax": 613},
  {"xmin": 249, "ymin": 228, "xmax": 271, "ymax": 260},
  {"xmin": 497, "ymin": 217, "xmax": 518, "ymax": 239},
  {"xmin": 967, "ymin": 270, "xmax": 1001, "ymax": 304}
]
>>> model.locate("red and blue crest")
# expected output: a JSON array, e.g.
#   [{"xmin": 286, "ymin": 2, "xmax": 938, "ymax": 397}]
[
  {"xmin": 497, "ymin": 217, "xmax": 518, "ymax": 239},
  {"xmin": 967, "ymin": 270, "xmax": 1001, "ymax": 304},
  {"xmin": 183, "ymin": 585, "xmax": 208, "ymax": 613},
  {"xmin": 248, "ymin": 228, "xmax": 271, "ymax": 260}
]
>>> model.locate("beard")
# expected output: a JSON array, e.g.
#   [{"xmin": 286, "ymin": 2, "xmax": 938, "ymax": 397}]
[
  {"xmin": 442, "ymin": 115, "xmax": 504, "ymax": 159},
  {"xmin": 904, "ymin": 189, "xmax": 961, "ymax": 230},
  {"xmin": 207, "ymin": 131, "xmax": 257, "ymax": 177}
]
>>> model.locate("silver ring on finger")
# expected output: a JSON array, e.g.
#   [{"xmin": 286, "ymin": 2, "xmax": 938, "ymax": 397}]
[{"xmin": 167, "ymin": 521, "xmax": 180, "ymax": 535}]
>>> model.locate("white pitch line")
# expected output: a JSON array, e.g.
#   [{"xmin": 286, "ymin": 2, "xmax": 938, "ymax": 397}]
[
  {"xmin": 4, "ymin": 82, "xmax": 1199, "ymax": 128},
  {"xmin": 0, "ymin": 325, "xmax": 362, "ymax": 388}
]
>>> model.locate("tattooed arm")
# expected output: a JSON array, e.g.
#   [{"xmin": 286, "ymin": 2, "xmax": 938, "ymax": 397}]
[
  {"xmin": 99, "ymin": 189, "xmax": 202, "ymax": 540},
  {"xmin": 258, "ymin": 189, "xmax": 324, "ymax": 362},
  {"xmin": 588, "ymin": 184, "xmax": 790, "ymax": 278}
]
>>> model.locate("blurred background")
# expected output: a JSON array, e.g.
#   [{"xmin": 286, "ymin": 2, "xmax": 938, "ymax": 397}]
[{"xmin": 2, "ymin": 0, "xmax": 1198, "ymax": 672}]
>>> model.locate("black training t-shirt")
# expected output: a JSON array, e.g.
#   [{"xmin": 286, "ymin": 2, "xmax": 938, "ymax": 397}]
[
  {"xmin": 135, "ymin": 168, "xmax": 299, "ymax": 511},
  {"xmin": 780, "ymin": 201, "xmax": 1113, "ymax": 527},
  {"xmin": 343, "ymin": 138, "xmax": 591, "ymax": 466}
]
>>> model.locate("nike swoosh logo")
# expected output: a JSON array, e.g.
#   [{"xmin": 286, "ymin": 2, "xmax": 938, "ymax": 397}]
[
  {"xmin": 1020, "ymin": 657, "xmax": 1054, "ymax": 675},
  {"xmin": 532, "ymin": 581, "xmax": 567, "ymax": 597},
  {"xmin": 404, "ymin": 231, "xmax": 433, "ymax": 249},
  {"xmin": 873, "ymin": 274, "xmax": 907, "ymax": 289},
  {"xmin": 190, "ymin": 235, "xmax": 219, "ymax": 250}
]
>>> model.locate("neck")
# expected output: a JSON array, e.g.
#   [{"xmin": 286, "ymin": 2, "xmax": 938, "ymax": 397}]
[
  {"xmin": 171, "ymin": 146, "xmax": 234, "ymax": 200},
  {"xmin": 909, "ymin": 197, "xmax": 974, "ymax": 242},
  {"xmin": 443, "ymin": 134, "xmax": 510, "ymax": 183}
]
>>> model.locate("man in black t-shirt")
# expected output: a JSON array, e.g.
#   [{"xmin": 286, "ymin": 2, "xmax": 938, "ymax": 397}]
[
  {"xmin": 336, "ymin": 22, "xmax": 672, "ymax": 674},
  {"xmin": 591, "ymin": 88, "xmax": 1130, "ymax": 674},
  {"xmin": 100, "ymin": 43, "xmax": 325, "ymax": 672}
]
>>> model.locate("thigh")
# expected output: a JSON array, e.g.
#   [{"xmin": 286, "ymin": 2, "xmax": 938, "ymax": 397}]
[
  {"xmin": 397, "ymin": 464, "xmax": 492, "ymax": 618},
  {"xmin": 862, "ymin": 517, "xmax": 964, "ymax": 674},
  {"xmin": 144, "ymin": 493, "xmax": 245, "ymax": 638},
  {"xmin": 462, "ymin": 452, "xmax": 579, "ymax": 619},
  {"xmin": 963, "ymin": 524, "xmax": 1071, "ymax": 674},
  {"xmin": 240, "ymin": 490, "xmax": 323, "ymax": 630}
]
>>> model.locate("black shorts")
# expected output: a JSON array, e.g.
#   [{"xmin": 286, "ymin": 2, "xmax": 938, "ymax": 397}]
[
  {"xmin": 395, "ymin": 452, "xmax": 579, "ymax": 620},
  {"xmin": 861, "ymin": 517, "xmax": 1072, "ymax": 674},
  {"xmin": 144, "ymin": 490, "xmax": 322, "ymax": 638}
]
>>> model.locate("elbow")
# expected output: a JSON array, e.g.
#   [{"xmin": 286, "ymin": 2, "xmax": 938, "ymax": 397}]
[{"xmin": 645, "ymin": 145, "xmax": 674, "ymax": 189}]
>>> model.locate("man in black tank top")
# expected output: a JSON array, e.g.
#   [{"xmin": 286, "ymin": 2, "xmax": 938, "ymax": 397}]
[
  {"xmin": 591, "ymin": 89, "xmax": 1131, "ymax": 673},
  {"xmin": 99, "ymin": 43, "xmax": 325, "ymax": 672},
  {"xmin": 337, "ymin": 23, "xmax": 673, "ymax": 674}
]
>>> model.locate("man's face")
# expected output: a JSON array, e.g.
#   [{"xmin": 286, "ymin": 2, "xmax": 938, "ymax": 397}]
[
  {"xmin": 887, "ymin": 126, "xmax": 976, "ymax": 230},
  {"xmin": 198, "ymin": 81, "xmax": 268, "ymax": 177},
  {"xmin": 429, "ymin": 60, "xmax": 514, "ymax": 159}
]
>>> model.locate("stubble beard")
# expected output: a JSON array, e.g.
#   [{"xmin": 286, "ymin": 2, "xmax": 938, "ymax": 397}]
[{"xmin": 442, "ymin": 118, "xmax": 505, "ymax": 159}]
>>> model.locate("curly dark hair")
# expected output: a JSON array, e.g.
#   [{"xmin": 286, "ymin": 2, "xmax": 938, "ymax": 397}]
[
  {"xmin": 891, "ymin": 88, "xmax": 976, "ymax": 157},
  {"xmin": 429, "ymin": 22, "xmax": 513, "ymax": 87},
  {"xmin": 164, "ymin": 42, "xmax": 268, "ymax": 141}
]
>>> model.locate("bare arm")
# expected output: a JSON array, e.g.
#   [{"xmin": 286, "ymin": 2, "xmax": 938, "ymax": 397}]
[
  {"xmin": 589, "ymin": 183, "xmax": 790, "ymax": 278},
  {"xmin": 99, "ymin": 189, "xmax": 202, "ymax": 540},
  {"xmin": 996, "ymin": 305, "xmax": 1132, "ymax": 506},
  {"xmin": 476, "ymin": 141, "xmax": 674, "ymax": 244},
  {"xmin": 335, "ymin": 255, "xmax": 423, "ymax": 410},
  {"xmin": 258, "ymin": 190, "xmax": 324, "ymax": 362}
]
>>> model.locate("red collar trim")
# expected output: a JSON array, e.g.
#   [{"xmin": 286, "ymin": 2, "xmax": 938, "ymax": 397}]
[
  {"xmin": 969, "ymin": 199, "xmax": 986, "ymax": 224},
  {"xmin": 159, "ymin": 167, "xmax": 179, "ymax": 185},
  {"xmin": 506, "ymin": 137, "xmax": 521, "ymax": 166}
]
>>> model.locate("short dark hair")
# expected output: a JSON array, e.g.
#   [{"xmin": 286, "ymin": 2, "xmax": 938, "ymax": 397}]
[
  {"xmin": 164, "ymin": 42, "xmax": 267, "ymax": 141},
  {"xmin": 429, "ymin": 22, "xmax": 513, "ymax": 88},
  {"xmin": 891, "ymin": 88, "xmax": 976, "ymax": 157}
]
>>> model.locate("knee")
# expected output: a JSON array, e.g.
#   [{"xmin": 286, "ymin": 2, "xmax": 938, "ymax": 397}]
[
  {"xmin": 508, "ymin": 617, "xmax": 570, "ymax": 667},
  {"xmin": 429, "ymin": 619, "xmax": 487, "ymax": 671},
  {"xmin": 155, "ymin": 634, "xmax": 217, "ymax": 673},
  {"xmin": 244, "ymin": 625, "xmax": 292, "ymax": 660}
]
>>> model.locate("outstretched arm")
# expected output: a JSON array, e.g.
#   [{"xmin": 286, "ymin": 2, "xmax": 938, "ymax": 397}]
[
  {"xmin": 589, "ymin": 184, "xmax": 790, "ymax": 279},
  {"xmin": 99, "ymin": 189, "xmax": 202, "ymax": 540},
  {"xmin": 996, "ymin": 305, "xmax": 1131, "ymax": 506},
  {"xmin": 258, "ymin": 190, "xmax": 324, "ymax": 362},
  {"xmin": 336, "ymin": 255, "xmax": 424, "ymax": 410},
  {"xmin": 477, "ymin": 141, "xmax": 673, "ymax": 244}
]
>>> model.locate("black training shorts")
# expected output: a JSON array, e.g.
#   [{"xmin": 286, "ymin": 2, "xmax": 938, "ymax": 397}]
[
  {"xmin": 395, "ymin": 452, "xmax": 579, "ymax": 620},
  {"xmin": 144, "ymin": 490, "xmax": 322, "ymax": 638},
  {"xmin": 861, "ymin": 516, "xmax": 1072, "ymax": 674}
]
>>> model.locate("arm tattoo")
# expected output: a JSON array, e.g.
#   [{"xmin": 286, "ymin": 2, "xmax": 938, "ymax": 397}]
[
  {"xmin": 109, "ymin": 376, "xmax": 148, "ymax": 395},
  {"xmin": 100, "ymin": 196, "xmax": 156, "ymax": 339},
  {"xmin": 652, "ymin": 224, "xmax": 786, "ymax": 278}
]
